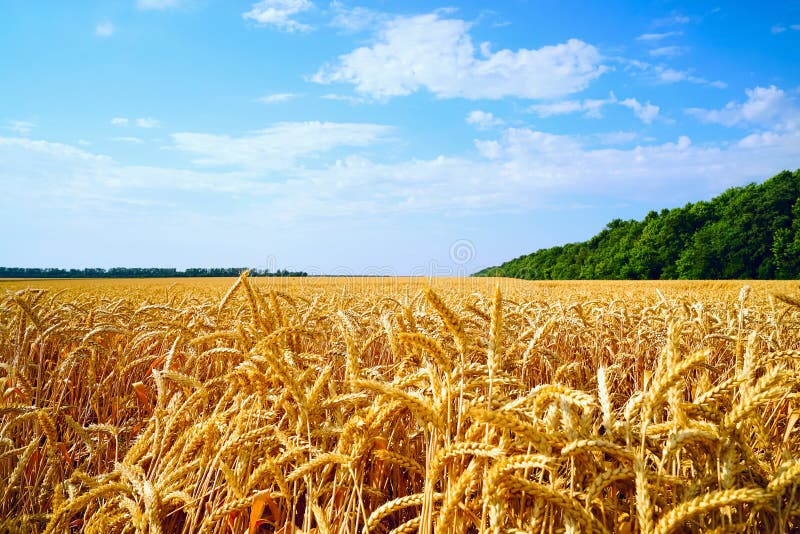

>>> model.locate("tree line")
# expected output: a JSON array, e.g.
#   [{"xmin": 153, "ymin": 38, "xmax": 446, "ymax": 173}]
[
  {"xmin": 0, "ymin": 267, "xmax": 308, "ymax": 279},
  {"xmin": 474, "ymin": 169, "xmax": 800, "ymax": 280}
]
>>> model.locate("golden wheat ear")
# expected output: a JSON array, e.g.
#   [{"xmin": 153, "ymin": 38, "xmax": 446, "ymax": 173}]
[{"xmin": 2, "ymin": 277, "xmax": 798, "ymax": 533}]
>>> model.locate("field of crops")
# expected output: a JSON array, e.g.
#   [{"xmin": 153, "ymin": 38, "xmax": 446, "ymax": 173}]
[{"xmin": 1, "ymin": 275, "xmax": 799, "ymax": 533}]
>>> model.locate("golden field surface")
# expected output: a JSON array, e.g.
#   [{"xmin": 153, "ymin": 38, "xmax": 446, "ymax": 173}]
[{"xmin": 1, "ymin": 276, "xmax": 800, "ymax": 533}]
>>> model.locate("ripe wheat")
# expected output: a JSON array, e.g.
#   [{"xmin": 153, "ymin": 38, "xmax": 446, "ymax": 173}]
[{"xmin": 0, "ymin": 276, "xmax": 799, "ymax": 532}]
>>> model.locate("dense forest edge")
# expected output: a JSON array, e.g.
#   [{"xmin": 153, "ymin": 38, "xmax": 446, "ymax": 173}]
[
  {"xmin": 474, "ymin": 169, "xmax": 800, "ymax": 280},
  {"xmin": 0, "ymin": 267, "xmax": 308, "ymax": 279}
]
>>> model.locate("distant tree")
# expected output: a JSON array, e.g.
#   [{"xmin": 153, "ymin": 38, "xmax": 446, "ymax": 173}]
[
  {"xmin": 474, "ymin": 169, "xmax": 800, "ymax": 280},
  {"xmin": 0, "ymin": 266, "xmax": 309, "ymax": 278}
]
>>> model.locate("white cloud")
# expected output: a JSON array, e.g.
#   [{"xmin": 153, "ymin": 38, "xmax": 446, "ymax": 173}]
[
  {"xmin": 243, "ymin": 0, "xmax": 314, "ymax": 32},
  {"xmin": 738, "ymin": 131, "xmax": 782, "ymax": 149},
  {"xmin": 1, "ymin": 121, "xmax": 798, "ymax": 232},
  {"xmin": 593, "ymin": 131, "xmax": 638, "ymax": 145},
  {"xmin": 7, "ymin": 120, "xmax": 36, "ymax": 136},
  {"xmin": 313, "ymin": 13, "xmax": 607, "ymax": 100},
  {"xmin": 465, "ymin": 127, "xmax": 799, "ymax": 201},
  {"xmin": 657, "ymin": 67, "xmax": 726, "ymax": 88},
  {"xmin": 654, "ymin": 14, "xmax": 691, "ymax": 26},
  {"xmin": 474, "ymin": 139, "xmax": 502, "ymax": 159},
  {"xmin": 136, "ymin": 117, "xmax": 160, "ymax": 128},
  {"xmin": 490, "ymin": 129, "xmax": 583, "ymax": 159},
  {"xmin": 95, "ymin": 21, "xmax": 114, "ymax": 37},
  {"xmin": 530, "ymin": 93, "xmax": 660, "ymax": 123},
  {"xmin": 0, "ymin": 135, "xmax": 252, "ymax": 220},
  {"xmin": 636, "ymin": 31, "xmax": 682, "ymax": 41},
  {"xmin": 321, "ymin": 93, "xmax": 369, "ymax": 106},
  {"xmin": 137, "ymin": 0, "xmax": 182, "ymax": 9},
  {"xmin": 648, "ymin": 45, "xmax": 689, "ymax": 58},
  {"xmin": 257, "ymin": 92, "xmax": 297, "ymax": 103},
  {"xmin": 655, "ymin": 68, "xmax": 685, "ymax": 82},
  {"xmin": 622, "ymin": 100, "xmax": 658, "ymax": 124},
  {"xmin": 620, "ymin": 98, "xmax": 660, "ymax": 123},
  {"xmin": 529, "ymin": 93, "xmax": 617, "ymax": 119},
  {"xmin": 112, "ymin": 117, "xmax": 159, "ymax": 128},
  {"xmin": 78, "ymin": 139, "xmax": 91, "ymax": 146},
  {"xmin": 0, "ymin": 137, "xmax": 109, "ymax": 163},
  {"xmin": 0, "ymin": 138, "xmax": 113, "ymax": 208},
  {"xmin": 329, "ymin": 1, "xmax": 385, "ymax": 32},
  {"xmin": 772, "ymin": 23, "xmax": 800, "ymax": 34},
  {"xmin": 321, "ymin": 93, "xmax": 365, "ymax": 105},
  {"xmin": 628, "ymin": 61, "xmax": 726, "ymax": 89},
  {"xmin": 113, "ymin": 136, "xmax": 145, "ymax": 144},
  {"xmin": 171, "ymin": 121, "xmax": 392, "ymax": 170},
  {"xmin": 466, "ymin": 110, "xmax": 504, "ymax": 129},
  {"xmin": 686, "ymin": 85, "xmax": 798, "ymax": 129},
  {"xmin": 176, "ymin": 130, "xmax": 789, "ymax": 203},
  {"xmin": 529, "ymin": 100, "xmax": 582, "ymax": 116}
]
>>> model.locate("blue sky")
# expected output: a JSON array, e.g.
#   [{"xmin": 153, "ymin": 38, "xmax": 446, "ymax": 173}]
[{"xmin": 1, "ymin": 0, "xmax": 799, "ymax": 275}]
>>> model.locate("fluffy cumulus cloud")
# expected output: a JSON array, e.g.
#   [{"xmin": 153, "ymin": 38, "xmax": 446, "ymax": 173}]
[
  {"xmin": 243, "ymin": 0, "xmax": 314, "ymax": 32},
  {"xmin": 619, "ymin": 98, "xmax": 660, "ymax": 124},
  {"xmin": 171, "ymin": 121, "xmax": 393, "ymax": 170},
  {"xmin": 313, "ymin": 13, "xmax": 607, "ymax": 100},
  {"xmin": 687, "ymin": 85, "xmax": 798, "ymax": 130},
  {"xmin": 466, "ymin": 110, "xmax": 504, "ymax": 129}
]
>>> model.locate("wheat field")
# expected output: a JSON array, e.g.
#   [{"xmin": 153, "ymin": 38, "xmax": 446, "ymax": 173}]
[{"xmin": 1, "ymin": 275, "xmax": 799, "ymax": 533}]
